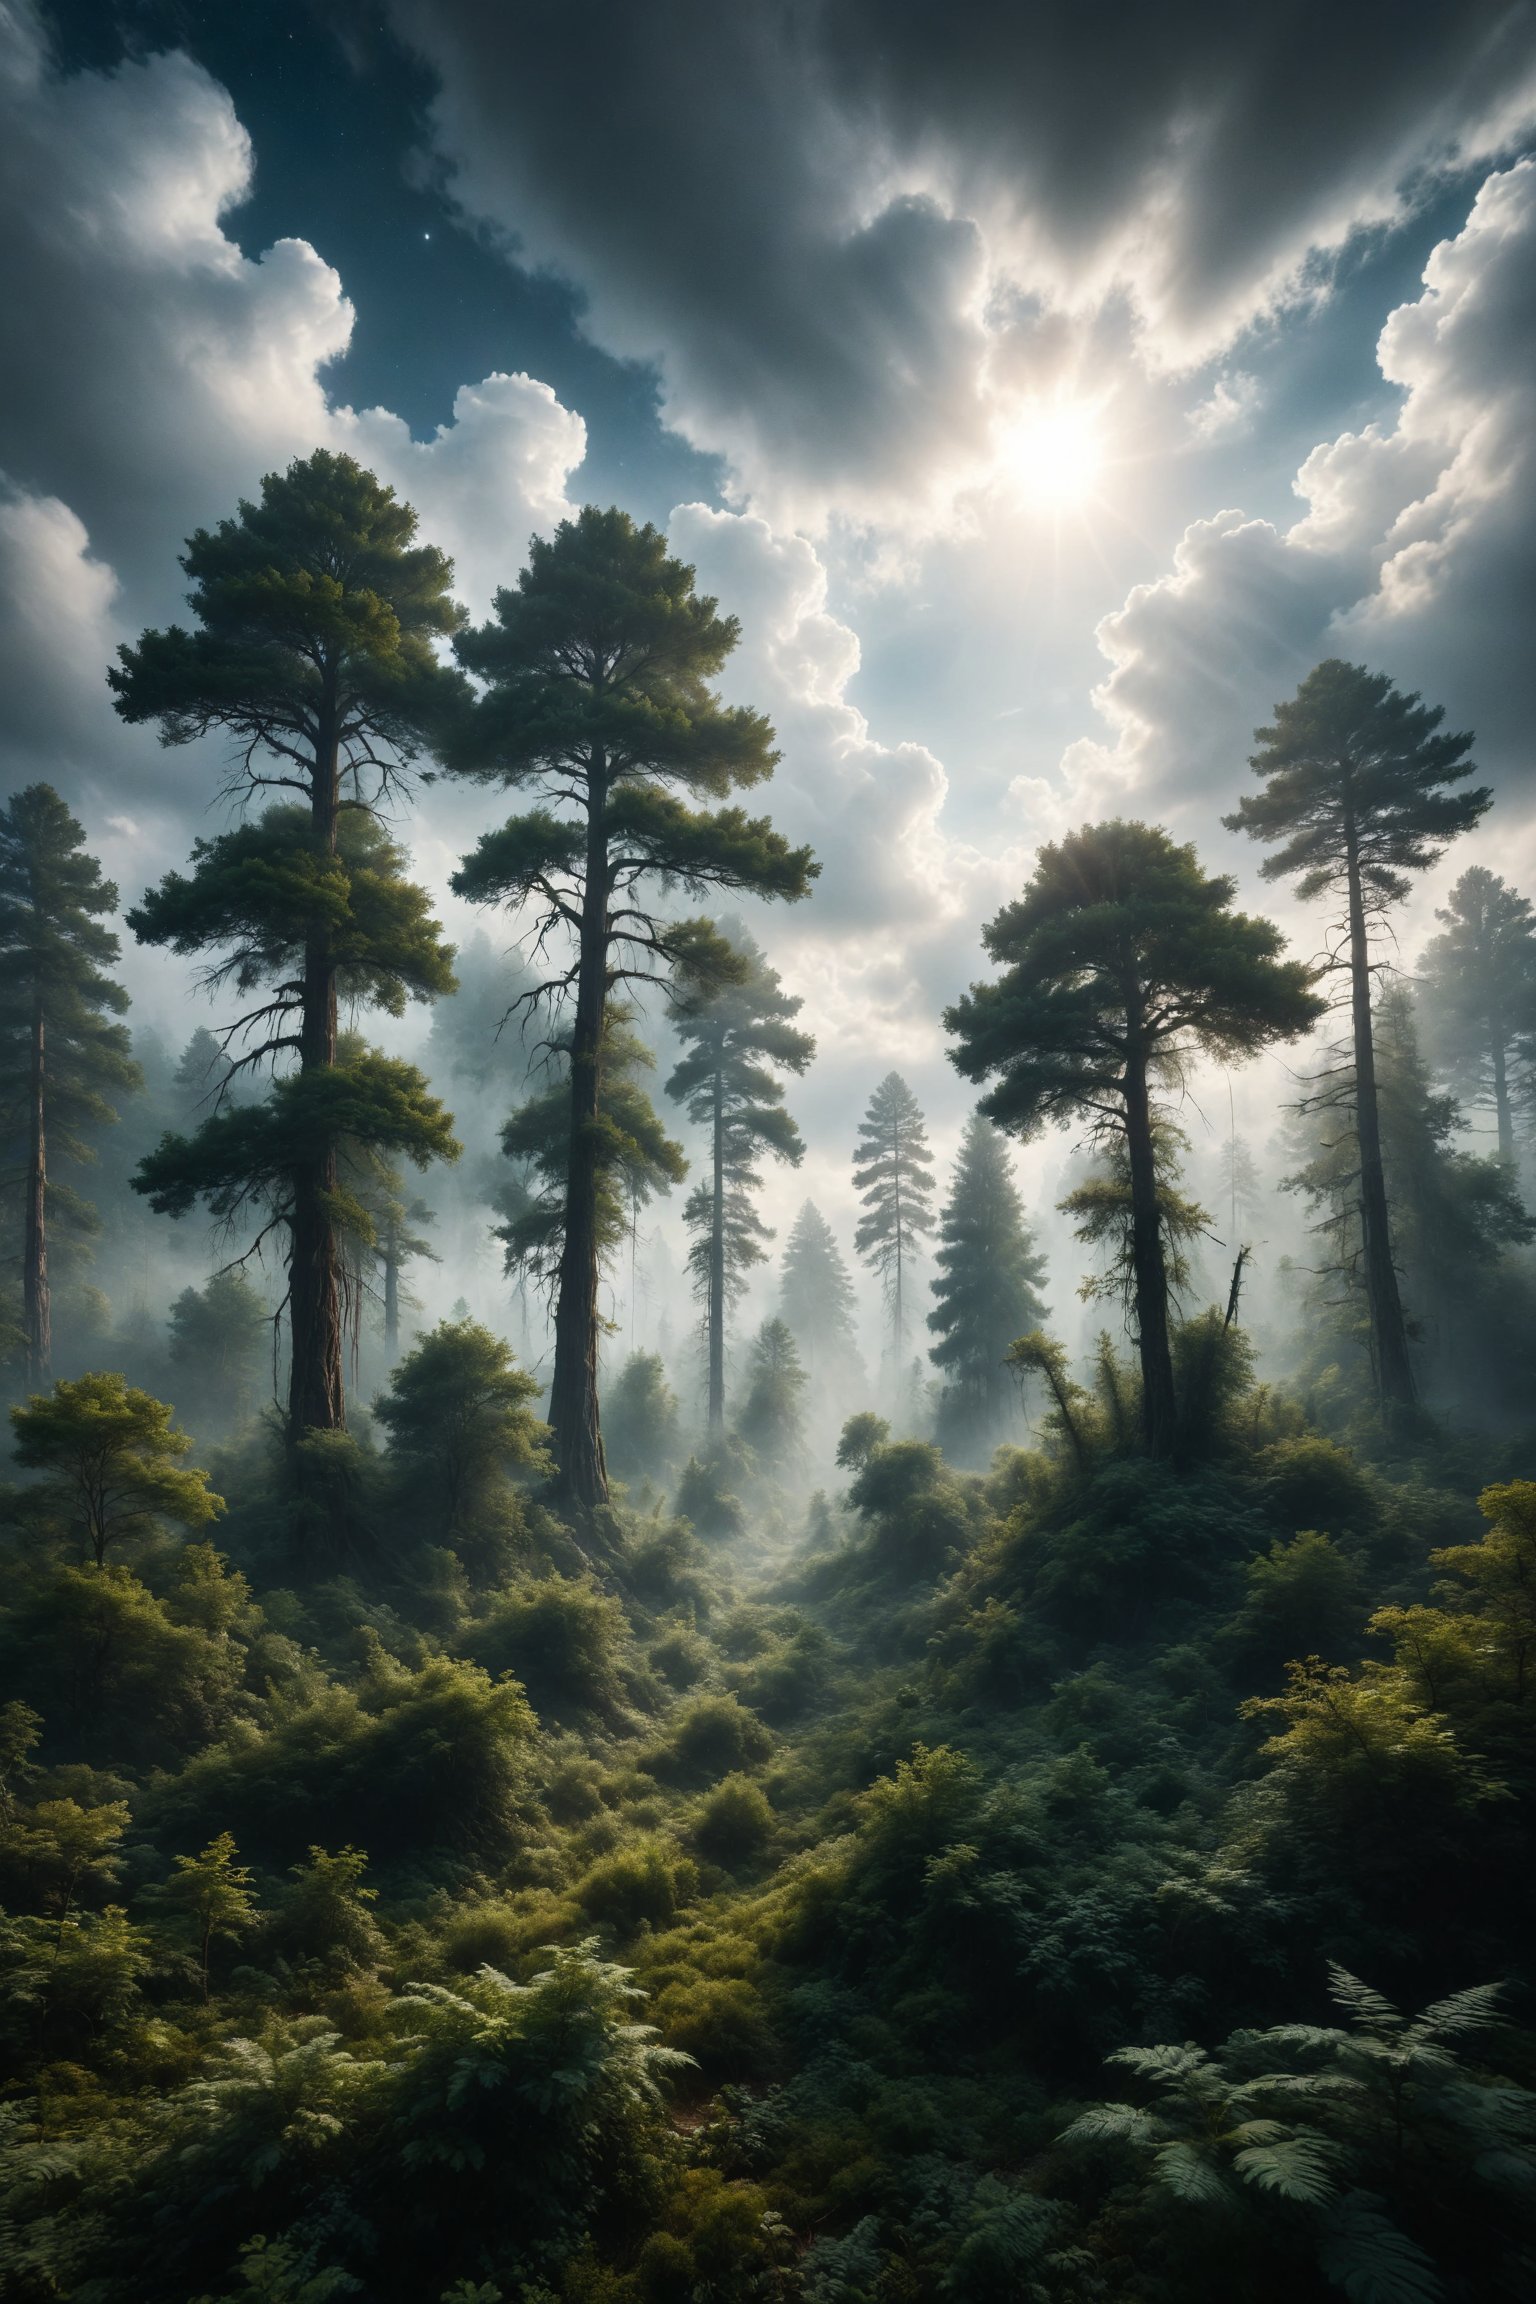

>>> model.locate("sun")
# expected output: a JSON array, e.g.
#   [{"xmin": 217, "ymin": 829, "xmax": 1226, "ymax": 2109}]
[{"xmin": 998, "ymin": 400, "xmax": 1107, "ymax": 509}]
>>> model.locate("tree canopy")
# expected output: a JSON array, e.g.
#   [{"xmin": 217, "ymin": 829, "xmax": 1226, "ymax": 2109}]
[
  {"xmin": 947, "ymin": 820, "xmax": 1321, "ymax": 1457},
  {"xmin": 11, "ymin": 1372, "xmax": 222, "ymax": 1569}
]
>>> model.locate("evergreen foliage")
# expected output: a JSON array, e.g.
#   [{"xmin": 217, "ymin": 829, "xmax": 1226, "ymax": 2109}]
[
  {"xmin": 948, "ymin": 820, "xmax": 1321, "ymax": 1458},
  {"xmin": 668, "ymin": 928, "xmax": 813, "ymax": 1429},
  {"xmin": 11, "ymin": 1371, "xmax": 222, "ymax": 1567},
  {"xmin": 853, "ymin": 1072, "xmax": 937, "ymax": 1371},
  {"xmin": 0, "ymin": 785, "xmax": 140, "ymax": 1383},
  {"xmin": 373, "ymin": 1319, "xmax": 548, "ymax": 1568},
  {"xmin": 735, "ymin": 1316, "xmax": 809, "ymax": 1470},
  {"xmin": 112, "ymin": 452, "xmax": 463, "ymax": 1443},
  {"xmin": 603, "ymin": 1351, "xmax": 682, "ymax": 1487},
  {"xmin": 1226, "ymin": 661, "xmax": 1489, "ymax": 1425},
  {"xmin": 447, "ymin": 506, "xmax": 816, "ymax": 1507},
  {"xmin": 494, "ymin": 1008, "xmax": 686, "ymax": 1299},
  {"xmin": 1287, "ymin": 982, "xmax": 1536, "ymax": 1422},
  {"xmin": 167, "ymin": 1272, "xmax": 269, "ymax": 1439},
  {"xmin": 778, "ymin": 1201, "xmax": 862, "ymax": 1387},
  {"xmin": 1417, "ymin": 863, "xmax": 1536, "ymax": 1163},
  {"xmin": 928, "ymin": 1114, "xmax": 1048, "ymax": 1464}
]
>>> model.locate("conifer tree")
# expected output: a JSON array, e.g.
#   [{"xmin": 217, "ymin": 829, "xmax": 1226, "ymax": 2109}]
[
  {"xmin": 928, "ymin": 1115, "xmax": 1048, "ymax": 1463},
  {"xmin": 668, "ymin": 930, "xmax": 813, "ymax": 1430},
  {"xmin": 1215, "ymin": 1131, "xmax": 1264, "ymax": 1245},
  {"xmin": 1225, "ymin": 661, "xmax": 1489, "ymax": 1425},
  {"xmin": 736, "ymin": 1315, "xmax": 809, "ymax": 1471},
  {"xmin": 779, "ymin": 1201, "xmax": 861, "ymax": 1381},
  {"xmin": 448, "ymin": 508, "xmax": 816, "ymax": 1508},
  {"xmin": 171, "ymin": 1027, "xmax": 235, "ymax": 1125},
  {"xmin": 1417, "ymin": 866, "xmax": 1536, "ymax": 1164},
  {"xmin": 167, "ymin": 1270, "xmax": 268, "ymax": 1437},
  {"xmin": 110, "ymin": 452, "xmax": 463, "ymax": 1441},
  {"xmin": 948, "ymin": 821, "xmax": 1320, "ymax": 1459},
  {"xmin": 374, "ymin": 1179, "xmax": 436, "ymax": 1364},
  {"xmin": 0, "ymin": 785, "xmax": 140, "ymax": 1383},
  {"xmin": 1288, "ymin": 982, "xmax": 1535, "ymax": 1419},
  {"xmin": 853, "ymin": 1073, "xmax": 936, "ymax": 1365},
  {"xmin": 602, "ymin": 1351, "xmax": 681, "ymax": 1486}
]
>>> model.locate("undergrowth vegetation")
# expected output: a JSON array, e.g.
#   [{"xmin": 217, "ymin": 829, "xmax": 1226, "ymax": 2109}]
[{"xmin": 1, "ymin": 1323, "xmax": 1532, "ymax": 2303}]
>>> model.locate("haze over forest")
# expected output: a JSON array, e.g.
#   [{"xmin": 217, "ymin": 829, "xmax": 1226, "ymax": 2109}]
[{"xmin": 2, "ymin": 6, "xmax": 1535, "ymax": 2302}]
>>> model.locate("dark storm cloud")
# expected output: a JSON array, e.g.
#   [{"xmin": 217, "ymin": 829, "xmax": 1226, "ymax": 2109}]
[
  {"xmin": 388, "ymin": 0, "xmax": 990, "ymax": 519},
  {"xmin": 389, "ymin": 0, "xmax": 1536, "ymax": 513},
  {"xmin": 818, "ymin": 0, "xmax": 1536, "ymax": 320}
]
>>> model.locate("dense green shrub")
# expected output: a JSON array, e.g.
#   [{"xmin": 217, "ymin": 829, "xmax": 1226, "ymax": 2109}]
[
  {"xmin": 147, "ymin": 1649, "xmax": 536, "ymax": 1869},
  {"xmin": 691, "ymin": 1774, "xmax": 774, "ymax": 1865},
  {"xmin": 649, "ymin": 1694, "xmax": 773, "ymax": 1784},
  {"xmin": 464, "ymin": 1573, "xmax": 630, "ymax": 1718}
]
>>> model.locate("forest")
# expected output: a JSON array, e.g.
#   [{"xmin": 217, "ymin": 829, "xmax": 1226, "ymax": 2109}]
[{"xmin": 1, "ymin": 451, "xmax": 1533, "ymax": 2304}]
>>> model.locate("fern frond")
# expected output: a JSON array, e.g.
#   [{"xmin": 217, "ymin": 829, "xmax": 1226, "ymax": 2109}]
[
  {"xmin": 1232, "ymin": 2132, "xmax": 1341, "ymax": 2205},
  {"xmin": 1106, "ymin": 2043, "xmax": 1213, "ymax": 2087},
  {"xmin": 1328, "ymin": 1967, "xmax": 1403, "ymax": 2034},
  {"xmin": 1316, "ymin": 2193, "xmax": 1441, "ymax": 2304},
  {"xmin": 1058, "ymin": 2103, "xmax": 1157, "ymax": 2147},
  {"xmin": 1407, "ymin": 1981, "xmax": 1504, "ymax": 2045},
  {"xmin": 1151, "ymin": 2141, "xmax": 1236, "ymax": 2205}
]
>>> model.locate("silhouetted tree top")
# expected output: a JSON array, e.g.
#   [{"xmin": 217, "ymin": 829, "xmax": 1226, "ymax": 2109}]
[
  {"xmin": 449, "ymin": 507, "xmax": 816, "ymax": 998},
  {"xmin": 1224, "ymin": 658, "xmax": 1489, "ymax": 909},
  {"xmin": 947, "ymin": 820, "xmax": 1323, "ymax": 1139},
  {"xmin": 108, "ymin": 449, "xmax": 466, "ymax": 794}
]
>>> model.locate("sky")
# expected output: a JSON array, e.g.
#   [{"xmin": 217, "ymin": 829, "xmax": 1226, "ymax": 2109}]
[{"xmin": 6, "ymin": 0, "xmax": 1536, "ymax": 1365}]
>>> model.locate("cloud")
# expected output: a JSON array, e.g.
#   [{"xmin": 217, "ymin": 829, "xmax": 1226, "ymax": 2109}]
[
  {"xmin": 387, "ymin": 0, "xmax": 1536, "ymax": 523},
  {"xmin": 340, "ymin": 375, "xmax": 587, "ymax": 619},
  {"xmin": 0, "ymin": 5, "xmax": 587, "ymax": 943},
  {"xmin": 1061, "ymin": 163, "xmax": 1536, "ymax": 845},
  {"xmin": 1187, "ymin": 371, "xmax": 1264, "ymax": 441},
  {"xmin": 664, "ymin": 505, "xmax": 1028, "ymax": 1091}
]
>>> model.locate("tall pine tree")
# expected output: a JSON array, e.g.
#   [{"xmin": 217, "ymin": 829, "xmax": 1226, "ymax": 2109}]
[
  {"xmin": 0, "ymin": 786, "xmax": 139, "ymax": 1383},
  {"xmin": 948, "ymin": 821, "xmax": 1320, "ymax": 1460},
  {"xmin": 448, "ymin": 509, "xmax": 816, "ymax": 1509},
  {"xmin": 667, "ymin": 929, "xmax": 813, "ymax": 1430},
  {"xmin": 1226, "ymin": 661, "xmax": 1489, "ymax": 1427},
  {"xmin": 1287, "ymin": 982, "xmax": 1536, "ymax": 1423},
  {"xmin": 853, "ymin": 1073, "xmax": 936, "ymax": 1368},
  {"xmin": 1417, "ymin": 866, "xmax": 1536, "ymax": 1165},
  {"xmin": 928, "ymin": 1114, "xmax": 1048, "ymax": 1464},
  {"xmin": 111, "ymin": 452, "xmax": 463, "ymax": 1441}
]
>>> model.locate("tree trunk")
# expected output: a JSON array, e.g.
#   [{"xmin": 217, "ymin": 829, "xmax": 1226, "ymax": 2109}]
[
  {"xmin": 23, "ymin": 992, "xmax": 49, "ymax": 1388},
  {"xmin": 1491, "ymin": 1024, "xmax": 1514, "ymax": 1164},
  {"xmin": 383, "ymin": 1243, "xmax": 400, "ymax": 1362},
  {"xmin": 287, "ymin": 691, "xmax": 345, "ymax": 1440},
  {"xmin": 1345, "ymin": 837, "xmax": 1417, "ymax": 1424},
  {"xmin": 548, "ymin": 747, "xmax": 610, "ymax": 1509},
  {"xmin": 892, "ymin": 1124, "xmax": 905, "ymax": 1359},
  {"xmin": 1122, "ymin": 1045, "xmax": 1178, "ymax": 1460},
  {"xmin": 707, "ymin": 1062, "xmax": 725, "ymax": 1431}
]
